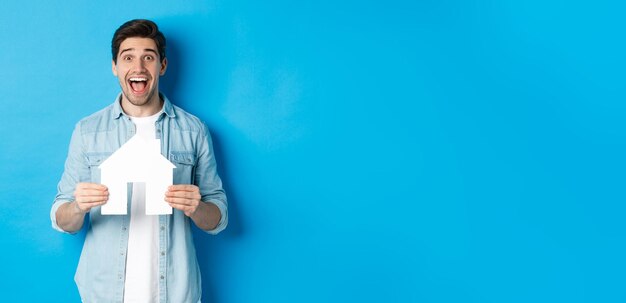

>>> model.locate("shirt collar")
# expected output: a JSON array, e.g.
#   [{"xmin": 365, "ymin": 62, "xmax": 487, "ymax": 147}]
[{"xmin": 111, "ymin": 93, "xmax": 176, "ymax": 120}]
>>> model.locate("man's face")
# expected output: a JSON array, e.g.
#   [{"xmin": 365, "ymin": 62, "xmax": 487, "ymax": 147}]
[{"xmin": 112, "ymin": 37, "xmax": 167, "ymax": 108}]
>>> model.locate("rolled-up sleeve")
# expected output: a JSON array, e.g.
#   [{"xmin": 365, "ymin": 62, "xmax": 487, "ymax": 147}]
[
  {"xmin": 195, "ymin": 124, "xmax": 228, "ymax": 235},
  {"xmin": 51, "ymin": 122, "xmax": 88, "ymax": 234}
]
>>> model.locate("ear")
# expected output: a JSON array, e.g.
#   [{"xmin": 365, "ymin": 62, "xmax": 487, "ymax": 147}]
[
  {"xmin": 160, "ymin": 57, "xmax": 168, "ymax": 76},
  {"xmin": 112, "ymin": 60, "xmax": 118, "ymax": 76}
]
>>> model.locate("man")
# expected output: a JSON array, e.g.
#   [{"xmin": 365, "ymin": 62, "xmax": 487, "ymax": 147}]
[{"xmin": 50, "ymin": 19, "xmax": 227, "ymax": 302}]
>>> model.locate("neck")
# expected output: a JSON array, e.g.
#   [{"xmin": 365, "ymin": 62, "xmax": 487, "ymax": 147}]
[{"xmin": 120, "ymin": 92, "xmax": 163, "ymax": 117}]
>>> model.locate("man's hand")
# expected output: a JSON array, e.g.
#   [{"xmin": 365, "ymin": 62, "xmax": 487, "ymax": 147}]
[
  {"xmin": 74, "ymin": 183, "xmax": 109, "ymax": 213},
  {"xmin": 165, "ymin": 184, "xmax": 222, "ymax": 231},
  {"xmin": 165, "ymin": 185, "xmax": 201, "ymax": 217},
  {"xmin": 56, "ymin": 183, "xmax": 108, "ymax": 232}
]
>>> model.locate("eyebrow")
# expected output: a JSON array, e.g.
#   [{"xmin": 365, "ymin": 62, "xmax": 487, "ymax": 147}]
[{"xmin": 119, "ymin": 48, "xmax": 159, "ymax": 56}]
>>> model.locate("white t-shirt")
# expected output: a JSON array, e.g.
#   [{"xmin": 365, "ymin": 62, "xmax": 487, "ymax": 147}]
[{"xmin": 124, "ymin": 111, "xmax": 161, "ymax": 303}]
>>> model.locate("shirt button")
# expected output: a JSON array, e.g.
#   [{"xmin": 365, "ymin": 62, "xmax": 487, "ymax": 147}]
[
  {"xmin": 161, "ymin": 251, "xmax": 165, "ymax": 256},
  {"xmin": 122, "ymin": 227, "xmax": 127, "ymax": 231},
  {"xmin": 160, "ymin": 275, "xmax": 165, "ymax": 280},
  {"xmin": 160, "ymin": 226, "xmax": 165, "ymax": 231}
]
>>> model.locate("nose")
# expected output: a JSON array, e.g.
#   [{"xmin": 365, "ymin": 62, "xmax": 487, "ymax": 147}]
[{"xmin": 132, "ymin": 59, "xmax": 147, "ymax": 72}]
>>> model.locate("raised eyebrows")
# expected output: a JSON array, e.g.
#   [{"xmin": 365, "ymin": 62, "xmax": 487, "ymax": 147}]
[{"xmin": 118, "ymin": 48, "xmax": 159, "ymax": 58}]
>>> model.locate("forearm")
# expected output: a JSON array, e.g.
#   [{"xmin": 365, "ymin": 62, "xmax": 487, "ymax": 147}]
[
  {"xmin": 190, "ymin": 201, "xmax": 222, "ymax": 231},
  {"xmin": 55, "ymin": 201, "xmax": 87, "ymax": 233}
]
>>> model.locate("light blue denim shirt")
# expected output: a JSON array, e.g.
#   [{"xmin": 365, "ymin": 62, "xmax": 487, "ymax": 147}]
[{"xmin": 50, "ymin": 93, "xmax": 227, "ymax": 303}]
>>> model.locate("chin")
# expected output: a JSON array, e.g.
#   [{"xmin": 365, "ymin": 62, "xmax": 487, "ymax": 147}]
[
  {"xmin": 130, "ymin": 99, "xmax": 150, "ymax": 106},
  {"xmin": 124, "ymin": 90, "xmax": 154, "ymax": 106}
]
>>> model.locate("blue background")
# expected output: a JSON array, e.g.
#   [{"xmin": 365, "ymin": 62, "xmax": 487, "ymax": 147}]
[{"xmin": 1, "ymin": 1, "xmax": 625, "ymax": 302}]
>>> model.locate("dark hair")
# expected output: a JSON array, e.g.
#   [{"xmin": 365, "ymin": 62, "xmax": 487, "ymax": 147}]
[{"xmin": 111, "ymin": 19, "xmax": 166, "ymax": 64}]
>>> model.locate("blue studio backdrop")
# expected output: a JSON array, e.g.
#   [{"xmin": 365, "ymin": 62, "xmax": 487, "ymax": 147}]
[{"xmin": 1, "ymin": 1, "xmax": 625, "ymax": 302}]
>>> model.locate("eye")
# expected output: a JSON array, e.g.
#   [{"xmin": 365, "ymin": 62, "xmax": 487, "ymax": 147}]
[
  {"xmin": 123, "ymin": 56, "xmax": 133, "ymax": 61},
  {"xmin": 144, "ymin": 55, "xmax": 154, "ymax": 61}
]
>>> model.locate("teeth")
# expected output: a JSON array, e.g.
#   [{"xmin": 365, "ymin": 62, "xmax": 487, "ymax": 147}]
[{"xmin": 129, "ymin": 77, "xmax": 147, "ymax": 82}]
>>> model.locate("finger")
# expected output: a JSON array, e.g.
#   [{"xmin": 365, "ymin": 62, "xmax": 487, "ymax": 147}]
[
  {"xmin": 75, "ymin": 191, "xmax": 108, "ymax": 201},
  {"xmin": 165, "ymin": 197, "xmax": 197, "ymax": 206},
  {"xmin": 76, "ymin": 195, "xmax": 109, "ymax": 203},
  {"xmin": 79, "ymin": 200, "xmax": 108, "ymax": 208},
  {"xmin": 76, "ymin": 189, "xmax": 109, "ymax": 197},
  {"xmin": 168, "ymin": 185, "xmax": 198, "ymax": 192},
  {"xmin": 165, "ymin": 191, "xmax": 200, "ymax": 199},
  {"xmin": 78, "ymin": 183, "xmax": 108, "ymax": 190}
]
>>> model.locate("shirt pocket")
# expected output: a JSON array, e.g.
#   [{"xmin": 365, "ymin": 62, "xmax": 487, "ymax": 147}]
[
  {"xmin": 170, "ymin": 151, "xmax": 197, "ymax": 184},
  {"xmin": 86, "ymin": 152, "xmax": 112, "ymax": 184}
]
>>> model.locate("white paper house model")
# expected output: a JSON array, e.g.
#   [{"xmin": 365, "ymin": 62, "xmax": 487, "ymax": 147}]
[{"xmin": 99, "ymin": 135, "xmax": 175, "ymax": 215}]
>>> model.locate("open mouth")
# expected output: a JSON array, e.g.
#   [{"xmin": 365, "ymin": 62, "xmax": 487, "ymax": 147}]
[{"xmin": 128, "ymin": 77, "xmax": 149, "ymax": 95}]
